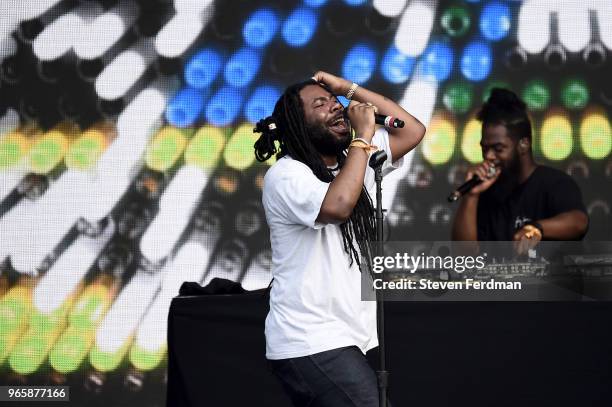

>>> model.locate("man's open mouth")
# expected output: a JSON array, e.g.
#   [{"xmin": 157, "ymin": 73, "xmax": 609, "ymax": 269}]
[{"xmin": 328, "ymin": 114, "xmax": 348, "ymax": 133}]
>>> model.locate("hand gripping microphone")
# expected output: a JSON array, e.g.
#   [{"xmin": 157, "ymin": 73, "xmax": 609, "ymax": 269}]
[
  {"xmin": 343, "ymin": 110, "xmax": 405, "ymax": 129},
  {"xmin": 447, "ymin": 164, "xmax": 496, "ymax": 202}
]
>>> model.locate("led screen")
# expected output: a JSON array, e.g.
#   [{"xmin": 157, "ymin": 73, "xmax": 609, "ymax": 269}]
[{"xmin": 1, "ymin": 0, "xmax": 611, "ymax": 405}]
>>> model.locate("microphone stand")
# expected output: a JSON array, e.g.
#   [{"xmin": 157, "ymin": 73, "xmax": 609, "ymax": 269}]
[{"xmin": 369, "ymin": 150, "xmax": 388, "ymax": 407}]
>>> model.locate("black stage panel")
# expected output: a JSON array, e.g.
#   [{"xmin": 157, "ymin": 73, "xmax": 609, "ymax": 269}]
[{"xmin": 168, "ymin": 293, "xmax": 612, "ymax": 406}]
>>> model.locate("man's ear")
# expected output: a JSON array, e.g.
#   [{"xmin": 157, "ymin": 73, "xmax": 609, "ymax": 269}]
[{"xmin": 519, "ymin": 137, "xmax": 530, "ymax": 153}]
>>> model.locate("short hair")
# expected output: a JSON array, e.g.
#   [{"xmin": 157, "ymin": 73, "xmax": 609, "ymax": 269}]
[{"xmin": 477, "ymin": 88, "xmax": 532, "ymax": 142}]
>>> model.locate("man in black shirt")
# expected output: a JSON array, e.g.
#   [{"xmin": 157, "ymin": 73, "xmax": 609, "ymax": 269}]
[{"xmin": 451, "ymin": 88, "xmax": 589, "ymax": 252}]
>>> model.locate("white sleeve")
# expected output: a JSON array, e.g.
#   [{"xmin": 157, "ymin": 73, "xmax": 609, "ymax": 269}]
[
  {"xmin": 371, "ymin": 127, "xmax": 404, "ymax": 177},
  {"xmin": 264, "ymin": 161, "xmax": 329, "ymax": 229}
]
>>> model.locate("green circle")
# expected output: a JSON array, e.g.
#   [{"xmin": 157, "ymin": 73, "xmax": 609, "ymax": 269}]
[
  {"xmin": 49, "ymin": 328, "xmax": 90, "ymax": 373},
  {"xmin": 29, "ymin": 139, "xmax": 63, "ymax": 174},
  {"xmin": 442, "ymin": 82, "xmax": 473, "ymax": 115},
  {"xmin": 223, "ymin": 125, "xmax": 259, "ymax": 171},
  {"xmin": 129, "ymin": 343, "xmax": 165, "ymax": 371},
  {"xmin": 9, "ymin": 333, "xmax": 48, "ymax": 374},
  {"xmin": 561, "ymin": 79, "xmax": 589, "ymax": 110},
  {"xmin": 184, "ymin": 126, "xmax": 226, "ymax": 170},
  {"xmin": 90, "ymin": 345, "xmax": 125, "ymax": 372},
  {"xmin": 148, "ymin": 136, "xmax": 181, "ymax": 170},
  {"xmin": 145, "ymin": 127, "xmax": 191, "ymax": 172},
  {"xmin": 66, "ymin": 136, "xmax": 104, "ymax": 170},
  {"xmin": 0, "ymin": 138, "xmax": 24, "ymax": 169},
  {"xmin": 440, "ymin": 5, "xmax": 471, "ymax": 37},
  {"xmin": 522, "ymin": 80, "xmax": 550, "ymax": 111},
  {"xmin": 69, "ymin": 292, "xmax": 106, "ymax": 330}
]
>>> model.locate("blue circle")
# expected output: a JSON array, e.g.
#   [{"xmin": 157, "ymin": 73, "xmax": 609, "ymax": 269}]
[
  {"xmin": 342, "ymin": 44, "xmax": 377, "ymax": 84},
  {"xmin": 381, "ymin": 45, "xmax": 415, "ymax": 84},
  {"xmin": 224, "ymin": 47, "xmax": 261, "ymax": 88},
  {"xmin": 480, "ymin": 1, "xmax": 511, "ymax": 41},
  {"xmin": 184, "ymin": 48, "xmax": 222, "ymax": 89},
  {"xmin": 420, "ymin": 42, "xmax": 454, "ymax": 82},
  {"xmin": 165, "ymin": 87, "xmax": 207, "ymax": 128},
  {"xmin": 460, "ymin": 40, "xmax": 492, "ymax": 81},
  {"xmin": 282, "ymin": 7, "xmax": 318, "ymax": 47},
  {"xmin": 205, "ymin": 86, "xmax": 243, "ymax": 126},
  {"xmin": 245, "ymin": 85, "xmax": 281, "ymax": 123},
  {"xmin": 243, "ymin": 8, "xmax": 279, "ymax": 48}
]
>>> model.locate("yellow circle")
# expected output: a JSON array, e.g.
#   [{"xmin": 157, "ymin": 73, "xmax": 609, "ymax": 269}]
[
  {"xmin": 461, "ymin": 119, "xmax": 482, "ymax": 163},
  {"xmin": 580, "ymin": 113, "xmax": 611, "ymax": 160},
  {"xmin": 184, "ymin": 125, "xmax": 226, "ymax": 170},
  {"xmin": 422, "ymin": 115, "xmax": 456, "ymax": 165},
  {"xmin": 145, "ymin": 126, "xmax": 188, "ymax": 172},
  {"xmin": 28, "ymin": 131, "xmax": 70, "ymax": 174},
  {"xmin": 223, "ymin": 123, "xmax": 260, "ymax": 170},
  {"xmin": 540, "ymin": 114, "xmax": 573, "ymax": 161}
]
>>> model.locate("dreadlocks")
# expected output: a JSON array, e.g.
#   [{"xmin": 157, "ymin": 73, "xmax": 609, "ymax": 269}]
[{"xmin": 254, "ymin": 80, "xmax": 376, "ymax": 270}]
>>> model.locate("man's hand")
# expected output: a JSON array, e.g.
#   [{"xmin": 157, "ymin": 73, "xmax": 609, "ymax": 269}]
[
  {"xmin": 466, "ymin": 161, "xmax": 500, "ymax": 196},
  {"xmin": 346, "ymin": 100, "xmax": 376, "ymax": 142},
  {"xmin": 513, "ymin": 225, "xmax": 542, "ymax": 256},
  {"xmin": 312, "ymin": 71, "xmax": 352, "ymax": 97}
]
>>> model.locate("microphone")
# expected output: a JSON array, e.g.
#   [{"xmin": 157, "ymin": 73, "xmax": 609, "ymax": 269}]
[
  {"xmin": 375, "ymin": 114, "xmax": 404, "ymax": 128},
  {"xmin": 343, "ymin": 110, "xmax": 405, "ymax": 129},
  {"xmin": 369, "ymin": 150, "xmax": 387, "ymax": 169},
  {"xmin": 447, "ymin": 164, "xmax": 496, "ymax": 202}
]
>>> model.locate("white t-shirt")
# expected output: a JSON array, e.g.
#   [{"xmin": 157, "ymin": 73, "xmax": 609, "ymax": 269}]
[{"xmin": 262, "ymin": 128, "xmax": 403, "ymax": 360}]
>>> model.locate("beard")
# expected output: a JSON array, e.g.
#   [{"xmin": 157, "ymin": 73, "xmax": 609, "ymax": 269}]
[
  {"xmin": 306, "ymin": 122, "xmax": 351, "ymax": 156},
  {"xmin": 491, "ymin": 150, "xmax": 522, "ymax": 199},
  {"xmin": 498, "ymin": 150, "xmax": 521, "ymax": 182}
]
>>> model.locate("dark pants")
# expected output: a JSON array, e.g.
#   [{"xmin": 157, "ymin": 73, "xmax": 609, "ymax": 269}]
[{"xmin": 268, "ymin": 346, "xmax": 385, "ymax": 407}]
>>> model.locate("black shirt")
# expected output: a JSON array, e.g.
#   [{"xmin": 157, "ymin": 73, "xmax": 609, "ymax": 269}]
[{"xmin": 477, "ymin": 165, "xmax": 587, "ymax": 241}]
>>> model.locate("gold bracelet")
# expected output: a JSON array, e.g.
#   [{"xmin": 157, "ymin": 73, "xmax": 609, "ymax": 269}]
[
  {"xmin": 349, "ymin": 138, "xmax": 378, "ymax": 153},
  {"xmin": 346, "ymin": 82, "xmax": 358, "ymax": 100},
  {"xmin": 351, "ymin": 137, "xmax": 371, "ymax": 145}
]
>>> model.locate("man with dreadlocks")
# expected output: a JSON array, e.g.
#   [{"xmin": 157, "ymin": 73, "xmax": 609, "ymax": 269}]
[{"xmin": 253, "ymin": 71, "xmax": 425, "ymax": 407}]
